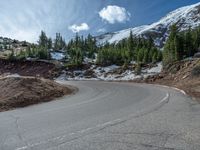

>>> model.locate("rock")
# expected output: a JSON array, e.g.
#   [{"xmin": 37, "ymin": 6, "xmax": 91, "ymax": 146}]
[{"xmin": 194, "ymin": 52, "xmax": 200, "ymax": 58}]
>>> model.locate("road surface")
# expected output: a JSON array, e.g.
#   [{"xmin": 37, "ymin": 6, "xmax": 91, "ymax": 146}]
[{"xmin": 0, "ymin": 81, "xmax": 200, "ymax": 150}]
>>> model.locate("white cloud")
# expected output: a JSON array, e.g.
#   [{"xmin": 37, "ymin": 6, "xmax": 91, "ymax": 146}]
[
  {"xmin": 99, "ymin": 5, "xmax": 131, "ymax": 24},
  {"xmin": 0, "ymin": 16, "xmax": 40, "ymax": 43},
  {"xmin": 68, "ymin": 23, "xmax": 90, "ymax": 33},
  {"xmin": 97, "ymin": 28, "xmax": 106, "ymax": 33}
]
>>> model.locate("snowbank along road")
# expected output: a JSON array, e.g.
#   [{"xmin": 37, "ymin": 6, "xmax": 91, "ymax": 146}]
[{"xmin": 0, "ymin": 81, "xmax": 200, "ymax": 150}]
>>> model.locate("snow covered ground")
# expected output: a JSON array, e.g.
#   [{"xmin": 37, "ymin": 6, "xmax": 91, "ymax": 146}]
[
  {"xmin": 57, "ymin": 62, "xmax": 163, "ymax": 81},
  {"xmin": 50, "ymin": 52, "xmax": 65, "ymax": 60},
  {"xmin": 146, "ymin": 62, "xmax": 162, "ymax": 74}
]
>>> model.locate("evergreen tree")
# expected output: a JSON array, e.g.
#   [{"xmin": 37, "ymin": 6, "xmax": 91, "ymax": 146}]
[
  {"xmin": 163, "ymin": 24, "xmax": 179, "ymax": 65},
  {"xmin": 137, "ymin": 48, "xmax": 144, "ymax": 63},
  {"xmin": 66, "ymin": 30, "xmax": 161, "ymax": 67},
  {"xmin": 184, "ymin": 27, "xmax": 194, "ymax": 57},
  {"xmin": 127, "ymin": 30, "xmax": 134, "ymax": 61},
  {"xmin": 47, "ymin": 38, "xmax": 52, "ymax": 49},
  {"xmin": 38, "ymin": 31, "xmax": 48, "ymax": 47},
  {"xmin": 143, "ymin": 49, "xmax": 149, "ymax": 64},
  {"xmin": 54, "ymin": 33, "xmax": 66, "ymax": 50}
]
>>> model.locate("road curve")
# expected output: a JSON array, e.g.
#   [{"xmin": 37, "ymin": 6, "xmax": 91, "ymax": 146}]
[{"xmin": 0, "ymin": 81, "xmax": 200, "ymax": 150}]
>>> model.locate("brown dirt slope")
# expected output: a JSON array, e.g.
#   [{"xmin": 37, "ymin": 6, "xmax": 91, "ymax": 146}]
[
  {"xmin": 0, "ymin": 77, "xmax": 74, "ymax": 112},
  {"xmin": 0, "ymin": 59, "xmax": 61, "ymax": 79},
  {"xmin": 144, "ymin": 58, "xmax": 200, "ymax": 100}
]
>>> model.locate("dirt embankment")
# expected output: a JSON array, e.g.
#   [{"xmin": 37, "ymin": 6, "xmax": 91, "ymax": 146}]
[
  {"xmin": 0, "ymin": 59, "xmax": 61, "ymax": 79},
  {"xmin": 0, "ymin": 77, "xmax": 74, "ymax": 112},
  {"xmin": 141, "ymin": 58, "xmax": 200, "ymax": 101}
]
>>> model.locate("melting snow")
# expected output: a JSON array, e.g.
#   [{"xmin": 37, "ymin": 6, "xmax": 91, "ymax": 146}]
[
  {"xmin": 147, "ymin": 62, "xmax": 162, "ymax": 73},
  {"xmin": 58, "ymin": 63, "xmax": 163, "ymax": 81},
  {"xmin": 50, "ymin": 52, "xmax": 65, "ymax": 60}
]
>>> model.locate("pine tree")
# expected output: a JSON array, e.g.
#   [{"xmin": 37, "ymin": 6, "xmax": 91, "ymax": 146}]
[
  {"xmin": 143, "ymin": 49, "xmax": 149, "ymax": 64},
  {"xmin": 54, "ymin": 33, "xmax": 66, "ymax": 50},
  {"xmin": 163, "ymin": 24, "xmax": 179, "ymax": 65},
  {"xmin": 137, "ymin": 48, "xmax": 144, "ymax": 63},
  {"xmin": 147, "ymin": 36, "xmax": 154, "ymax": 50},
  {"xmin": 38, "ymin": 31, "xmax": 48, "ymax": 47},
  {"xmin": 128, "ymin": 31, "xmax": 134, "ymax": 49},
  {"xmin": 152, "ymin": 50, "xmax": 158, "ymax": 63},
  {"xmin": 184, "ymin": 27, "xmax": 193, "ymax": 57},
  {"xmin": 47, "ymin": 38, "xmax": 52, "ymax": 49}
]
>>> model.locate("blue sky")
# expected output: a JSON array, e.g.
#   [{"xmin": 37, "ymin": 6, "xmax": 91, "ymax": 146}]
[{"xmin": 0, "ymin": 0, "xmax": 199, "ymax": 42}]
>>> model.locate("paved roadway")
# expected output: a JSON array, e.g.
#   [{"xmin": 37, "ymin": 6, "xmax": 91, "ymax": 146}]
[{"xmin": 0, "ymin": 81, "xmax": 200, "ymax": 150}]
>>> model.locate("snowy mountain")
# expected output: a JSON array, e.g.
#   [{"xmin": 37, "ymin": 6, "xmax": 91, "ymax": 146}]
[{"xmin": 96, "ymin": 2, "xmax": 200, "ymax": 47}]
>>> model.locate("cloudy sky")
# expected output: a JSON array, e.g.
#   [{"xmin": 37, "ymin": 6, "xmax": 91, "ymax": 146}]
[{"xmin": 0, "ymin": 0, "xmax": 199, "ymax": 42}]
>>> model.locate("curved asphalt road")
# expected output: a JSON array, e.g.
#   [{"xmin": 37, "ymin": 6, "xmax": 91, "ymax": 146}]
[{"xmin": 0, "ymin": 81, "xmax": 200, "ymax": 150}]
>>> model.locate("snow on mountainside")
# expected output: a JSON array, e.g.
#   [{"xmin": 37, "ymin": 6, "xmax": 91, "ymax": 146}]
[{"xmin": 96, "ymin": 2, "xmax": 200, "ymax": 47}]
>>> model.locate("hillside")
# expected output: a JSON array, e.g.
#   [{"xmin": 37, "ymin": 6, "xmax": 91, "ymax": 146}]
[
  {"xmin": 96, "ymin": 2, "xmax": 200, "ymax": 47},
  {"xmin": 142, "ymin": 58, "xmax": 200, "ymax": 100},
  {"xmin": 0, "ymin": 59, "xmax": 61, "ymax": 79},
  {"xmin": 0, "ymin": 77, "xmax": 73, "ymax": 112},
  {"xmin": 0, "ymin": 36, "xmax": 32, "ymax": 58}
]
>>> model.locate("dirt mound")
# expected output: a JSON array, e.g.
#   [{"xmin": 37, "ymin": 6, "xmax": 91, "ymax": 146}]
[
  {"xmin": 0, "ymin": 59, "xmax": 61, "ymax": 79},
  {"xmin": 0, "ymin": 77, "xmax": 73, "ymax": 111},
  {"xmin": 143, "ymin": 58, "xmax": 200, "ymax": 100}
]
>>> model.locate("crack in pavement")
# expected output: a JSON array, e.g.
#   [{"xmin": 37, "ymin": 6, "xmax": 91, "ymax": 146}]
[
  {"xmin": 10, "ymin": 115, "xmax": 23, "ymax": 141},
  {"xmin": 106, "ymin": 131, "xmax": 175, "ymax": 137},
  {"xmin": 9, "ymin": 115, "xmax": 30, "ymax": 150}
]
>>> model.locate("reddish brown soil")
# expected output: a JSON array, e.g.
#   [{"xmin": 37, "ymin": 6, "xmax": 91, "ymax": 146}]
[
  {"xmin": 0, "ymin": 59, "xmax": 61, "ymax": 79},
  {"xmin": 0, "ymin": 77, "xmax": 74, "ymax": 112}
]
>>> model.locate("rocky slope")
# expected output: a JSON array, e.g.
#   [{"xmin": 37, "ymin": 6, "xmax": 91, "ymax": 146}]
[
  {"xmin": 141, "ymin": 58, "xmax": 200, "ymax": 100},
  {"xmin": 0, "ymin": 36, "xmax": 31, "ymax": 51},
  {"xmin": 96, "ymin": 2, "xmax": 200, "ymax": 47}
]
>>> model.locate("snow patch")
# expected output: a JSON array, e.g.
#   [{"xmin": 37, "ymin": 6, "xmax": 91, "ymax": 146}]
[
  {"xmin": 50, "ymin": 52, "xmax": 65, "ymax": 60},
  {"xmin": 6, "ymin": 74, "xmax": 21, "ymax": 78},
  {"xmin": 147, "ymin": 62, "xmax": 162, "ymax": 73},
  {"xmin": 58, "ymin": 63, "xmax": 163, "ymax": 81}
]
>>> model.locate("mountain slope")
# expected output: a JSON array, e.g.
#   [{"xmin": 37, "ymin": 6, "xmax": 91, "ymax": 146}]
[{"xmin": 96, "ymin": 2, "xmax": 200, "ymax": 47}]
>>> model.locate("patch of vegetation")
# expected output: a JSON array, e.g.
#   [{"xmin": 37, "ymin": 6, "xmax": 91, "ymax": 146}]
[
  {"xmin": 163, "ymin": 25, "xmax": 200, "ymax": 65},
  {"xmin": 67, "ymin": 34, "xmax": 97, "ymax": 66},
  {"xmin": 67, "ymin": 31, "xmax": 162, "ymax": 67},
  {"xmin": 96, "ymin": 32, "xmax": 162, "ymax": 66}
]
